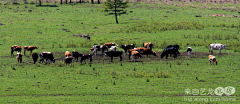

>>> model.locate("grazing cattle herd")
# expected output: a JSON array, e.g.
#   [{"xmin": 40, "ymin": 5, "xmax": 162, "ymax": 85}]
[{"xmin": 11, "ymin": 42, "xmax": 226, "ymax": 65}]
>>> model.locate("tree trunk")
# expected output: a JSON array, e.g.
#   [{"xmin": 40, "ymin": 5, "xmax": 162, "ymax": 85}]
[
  {"xmin": 115, "ymin": 0, "xmax": 118, "ymax": 24},
  {"xmin": 39, "ymin": 0, "xmax": 41, "ymax": 6}
]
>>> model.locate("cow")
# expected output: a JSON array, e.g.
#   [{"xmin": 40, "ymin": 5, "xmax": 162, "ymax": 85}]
[
  {"xmin": 72, "ymin": 51, "xmax": 82, "ymax": 62},
  {"xmin": 143, "ymin": 42, "xmax": 153, "ymax": 50},
  {"xmin": 167, "ymin": 45, "xmax": 180, "ymax": 56},
  {"xmin": 161, "ymin": 47, "xmax": 179, "ymax": 59},
  {"xmin": 110, "ymin": 46, "xmax": 118, "ymax": 51},
  {"xmin": 80, "ymin": 54, "xmax": 93, "ymax": 64},
  {"xmin": 39, "ymin": 52, "xmax": 55, "ymax": 64},
  {"xmin": 11, "ymin": 45, "xmax": 22, "ymax": 56},
  {"xmin": 90, "ymin": 45, "xmax": 108, "ymax": 55},
  {"xmin": 128, "ymin": 47, "xmax": 156, "ymax": 59},
  {"xmin": 32, "ymin": 53, "xmax": 38, "ymax": 64},
  {"xmin": 209, "ymin": 43, "xmax": 226, "ymax": 55},
  {"xmin": 23, "ymin": 46, "xmax": 38, "ymax": 55},
  {"xmin": 104, "ymin": 42, "xmax": 118, "ymax": 48},
  {"xmin": 131, "ymin": 51, "xmax": 142, "ymax": 62},
  {"xmin": 120, "ymin": 44, "xmax": 135, "ymax": 54},
  {"xmin": 105, "ymin": 51, "xmax": 123, "ymax": 62},
  {"xmin": 187, "ymin": 47, "xmax": 193, "ymax": 58},
  {"xmin": 65, "ymin": 51, "xmax": 71, "ymax": 57},
  {"xmin": 16, "ymin": 52, "xmax": 22, "ymax": 63},
  {"xmin": 65, "ymin": 56, "xmax": 73, "ymax": 65},
  {"xmin": 209, "ymin": 55, "xmax": 217, "ymax": 65}
]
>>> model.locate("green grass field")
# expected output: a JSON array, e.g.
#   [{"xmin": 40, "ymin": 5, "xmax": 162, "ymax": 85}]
[{"xmin": 0, "ymin": 1, "xmax": 239, "ymax": 103}]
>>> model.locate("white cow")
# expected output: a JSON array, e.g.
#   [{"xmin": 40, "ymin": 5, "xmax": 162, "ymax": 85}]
[
  {"xmin": 110, "ymin": 46, "xmax": 118, "ymax": 51},
  {"xmin": 209, "ymin": 43, "xmax": 226, "ymax": 55}
]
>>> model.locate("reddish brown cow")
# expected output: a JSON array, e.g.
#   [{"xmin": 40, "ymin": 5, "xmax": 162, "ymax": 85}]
[
  {"xmin": 104, "ymin": 42, "xmax": 118, "ymax": 48},
  {"xmin": 24, "ymin": 46, "xmax": 38, "ymax": 55},
  {"xmin": 65, "ymin": 51, "xmax": 71, "ymax": 57},
  {"xmin": 131, "ymin": 51, "xmax": 142, "ymax": 62},
  {"xmin": 128, "ymin": 47, "xmax": 156, "ymax": 59},
  {"xmin": 11, "ymin": 45, "xmax": 22, "ymax": 56},
  {"xmin": 143, "ymin": 42, "xmax": 153, "ymax": 50}
]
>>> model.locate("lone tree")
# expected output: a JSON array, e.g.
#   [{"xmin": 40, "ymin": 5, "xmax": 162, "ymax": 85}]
[{"xmin": 103, "ymin": 0, "xmax": 128, "ymax": 24}]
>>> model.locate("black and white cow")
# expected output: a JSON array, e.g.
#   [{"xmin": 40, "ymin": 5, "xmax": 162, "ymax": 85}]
[
  {"xmin": 39, "ymin": 52, "xmax": 55, "ymax": 64},
  {"xmin": 80, "ymin": 54, "xmax": 93, "ymax": 64},
  {"xmin": 161, "ymin": 47, "xmax": 179, "ymax": 59},
  {"xmin": 90, "ymin": 45, "xmax": 108, "ymax": 55},
  {"xmin": 32, "ymin": 53, "xmax": 38, "ymax": 64},
  {"xmin": 209, "ymin": 43, "xmax": 226, "ymax": 55},
  {"xmin": 187, "ymin": 47, "xmax": 193, "ymax": 58},
  {"xmin": 105, "ymin": 51, "xmax": 123, "ymax": 62},
  {"xmin": 120, "ymin": 44, "xmax": 135, "ymax": 54},
  {"xmin": 65, "ymin": 56, "xmax": 73, "ymax": 65},
  {"xmin": 16, "ymin": 52, "xmax": 22, "ymax": 63}
]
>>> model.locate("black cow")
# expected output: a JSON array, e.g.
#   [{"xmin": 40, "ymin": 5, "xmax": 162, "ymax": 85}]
[
  {"xmin": 105, "ymin": 51, "xmax": 123, "ymax": 61},
  {"xmin": 161, "ymin": 47, "xmax": 178, "ymax": 59},
  {"xmin": 72, "ymin": 51, "xmax": 83, "ymax": 62},
  {"xmin": 120, "ymin": 44, "xmax": 135, "ymax": 54},
  {"xmin": 80, "ymin": 54, "xmax": 93, "ymax": 64},
  {"xmin": 65, "ymin": 56, "xmax": 73, "ymax": 65},
  {"xmin": 167, "ymin": 45, "xmax": 180, "ymax": 55},
  {"xmin": 39, "ymin": 52, "xmax": 55, "ymax": 64},
  {"xmin": 32, "ymin": 53, "xmax": 38, "ymax": 64}
]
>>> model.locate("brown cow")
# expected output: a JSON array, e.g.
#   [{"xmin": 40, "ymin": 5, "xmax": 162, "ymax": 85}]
[
  {"xmin": 65, "ymin": 51, "xmax": 71, "ymax": 57},
  {"xmin": 143, "ymin": 42, "xmax": 153, "ymax": 50},
  {"xmin": 131, "ymin": 51, "xmax": 142, "ymax": 62},
  {"xmin": 24, "ymin": 46, "xmax": 38, "ymax": 55},
  {"xmin": 209, "ymin": 55, "xmax": 217, "ymax": 65},
  {"xmin": 104, "ymin": 42, "xmax": 118, "ymax": 48},
  {"xmin": 11, "ymin": 45, "xmax": 22, "ymax": 56},
  {"xmin": 128, "ymin": 47, "xmax": 156, "ymax": 59}
]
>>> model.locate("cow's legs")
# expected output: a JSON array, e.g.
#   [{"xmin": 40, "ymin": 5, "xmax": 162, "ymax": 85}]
[
  {"xmin": 11, "ymin": 51, "xmax": 14, "ymax": 56},
  {"xmin": 120, "ymin": 56, "xmax": 122, "ymax": 61},
  {"xmin": 111, "ymin": 57, "xmax": 113, "ymax": 62},
  {"xmin": 219, "ymin": 49, "xmax": 221, "ymax": 55}
]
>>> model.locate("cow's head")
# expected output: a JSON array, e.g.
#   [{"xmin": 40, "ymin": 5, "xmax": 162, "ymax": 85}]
[
  {"xmin": 90, "ymin": 47, "xmax": 94, "ymax": 52},
  {"xmin": 52, "ymin": 59, "xmax": 55, "ymax": 63},
  {"xmin": 152, "ymin": 51, "xmax": 157, "ymax": 56},
  {"xmin": 222, "ymin": 45, "xmax": 226, "ymax": 49}
]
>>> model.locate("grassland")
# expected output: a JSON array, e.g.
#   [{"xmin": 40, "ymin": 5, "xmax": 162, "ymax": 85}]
[{"xmin": 0, "ymin": 1, "xmax": 240, "ymax": 103}]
